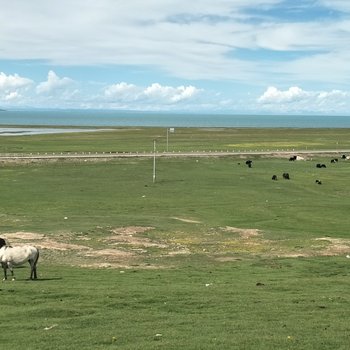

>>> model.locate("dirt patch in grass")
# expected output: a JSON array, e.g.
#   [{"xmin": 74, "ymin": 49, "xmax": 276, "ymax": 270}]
[
  {"xmin": 172, "ymin": 217, "xmax": 201, "ymax": 224},
  {"xmin": 83, "ymin": 248, "xmax": 137, "ymax": 268},
  {"xmin": 86, "ymin": 248, "xmax": 134, "ymax": 258},
  {"xmin": 39, "ymin": 240, "xmax": 91, "ymax": 251},
  {"xmin": 2, "ymin": 227, "xmax": 350, "ymax": 269},
  {"xmin": 3, "ymin": 232, "xmax": 90, "ymax": 251},
  {"xmin": 105, "ymin": 226, "xmax": 167, "ymax": 248},
  {"xmin": 215, "ymin": 257, "xmax": 242, "ymax": 262},
  {"xmin": 3, "ymin": 236, "xmax": 141, "ymax": 269},
  {"xmin": 2, "ymin": 227, "xmax": 165, "ymax": 268},
  {"xmin": 214, "ymin": 229, "xmax": 350, "ymax": 260},
  {"xmin": 315, "ymin": 237, "xmax": 350, "ymax": 255},
  {"xmin": 222, "ymin": 226, "xmax": 261, "ymax": 239},
  {"xmin": 110, "ymin": 226, "xmax": 154, "ymax": 235},
  {"xmin": 4, "ymin": 231, "xmax": 46, "ymax": 241}
]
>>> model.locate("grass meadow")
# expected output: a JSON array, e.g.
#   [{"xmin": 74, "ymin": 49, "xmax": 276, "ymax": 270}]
[
  {"xmin": 0, "ymin": 127, "xmax": 350, "ymax": 349},
  {"xmin": 1, "ymin": 127, "xmax": 350, "ymax": 153}
]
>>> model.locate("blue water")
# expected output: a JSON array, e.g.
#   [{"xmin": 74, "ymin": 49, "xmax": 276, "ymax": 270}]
[{"xmin": 0, "ymin": 110, "xmax": 350, "ymax": 128}]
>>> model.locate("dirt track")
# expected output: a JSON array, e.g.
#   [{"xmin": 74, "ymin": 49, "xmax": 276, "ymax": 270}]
[{"xmin": 0, "ymin": 149, "xmax": 349, "ymax": 161}]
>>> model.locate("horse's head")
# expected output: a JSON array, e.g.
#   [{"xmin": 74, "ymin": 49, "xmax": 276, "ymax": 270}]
[{"xmin": 0, "ymin": 238, "xmax": 6, "ymax": 249}]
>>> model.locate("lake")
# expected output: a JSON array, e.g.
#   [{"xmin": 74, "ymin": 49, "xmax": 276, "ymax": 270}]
[{"xmin": 0, "ymin": 110, "xmax": 350, "ymax": 128}]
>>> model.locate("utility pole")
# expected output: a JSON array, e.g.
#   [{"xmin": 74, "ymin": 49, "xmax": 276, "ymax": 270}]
[{"xmin": 153, "ymin": 139, "xmax": 156, "ymax": 183}]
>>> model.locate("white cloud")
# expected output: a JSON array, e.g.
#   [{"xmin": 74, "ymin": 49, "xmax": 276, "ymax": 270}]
[
  {"xmin": 0, "ymin": 70, "xmax": 204, "ymax": 110},
  {"xmin": 4, "ymin": 91, "xmax": 21, "ymax": 101},
  {"xmin": 36, "ymin": 70, "xmax": 74, "ymax": 94},
  {"xmin": 0, "ymin": 72, "xmax": 33, "ymax": 91},
  {"xmin": 104, "ymin": 82, "xmax": 140, "ymax": 101},
  {"xmin": 258, "ymin": 86, "xmax": 350, "ymax": 114},
  {"xmin": 276, "ymin": 51, "xmax": 350, "ymax": 84},
  {"xmin": 0, "ymin": 0, "xmax": 275, "ymax": 67},
  {"xmin": 103, "ymin": 82, "xmax": 201, "ymax": 108},
  {"xmin": 143, "ymin": 83, "xmax": 199, "ymax": 103},
  {"xmin": 1, "ymin": 0, "xmax": 349, "ymax": 84},
  {"xmin": 258, "ymin": 86, "xmax": 310, "ymax": 104},
  {"xmin": 0, "ymin": 72, "xmax": 33, "ymax": 104},
  {"xmin": 318, "ymin": 0, "xmax": 350, "ymax": 12}
]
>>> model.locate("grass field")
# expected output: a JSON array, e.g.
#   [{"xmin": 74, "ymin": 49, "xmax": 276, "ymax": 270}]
[
  {"xmin": 1, "ymin": 127, "xmax": 350, "ymax": 153},
  {"xmin": 1, "ymin": 259, "xmax": 349, "ymax": 350},
  {"xmin": 0, "ymin": 127, "xmax": 350, "ymax": 349}
]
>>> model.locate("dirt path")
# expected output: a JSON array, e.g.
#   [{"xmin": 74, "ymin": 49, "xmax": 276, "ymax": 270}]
[{"xmin": 0, "ymin": 149, "xmax": 349, "ymax": 161}]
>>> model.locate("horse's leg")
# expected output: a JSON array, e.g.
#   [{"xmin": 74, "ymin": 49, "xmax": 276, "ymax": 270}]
[
  {"xmin": 29, "ymin": 257, "xmax": 39, "ymax": 280},
  {"xmin": 33, "ymin": 264, "xmax": 37, "ymax": 279},
  {"xmin": 8, "ymin": 263, "xmax": 15, "ymax": 281},
  {"xmin": 29, "ymin": 259, "xmax": 34, "ymax": 280},
  {"xmin": 31, "ymin": 249, "xmax": 39, "ymax": 280},
  {"xmin": 1, "ymin": 263, "xmax": 7, "ymax": 281}
]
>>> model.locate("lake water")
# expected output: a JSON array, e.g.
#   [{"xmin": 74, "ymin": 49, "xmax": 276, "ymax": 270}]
[
  {"xmin": 0, "ymin": 110, "xmax": 350, "ymax": 128},
  {"xmin": 0, "ymin": 127, "xmax": 105, "ymax": 136}
]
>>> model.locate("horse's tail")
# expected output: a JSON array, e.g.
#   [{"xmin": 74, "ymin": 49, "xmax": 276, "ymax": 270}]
[{"xmin": 34, "ymin": 247, "xmax": 40, "ymax": 266}]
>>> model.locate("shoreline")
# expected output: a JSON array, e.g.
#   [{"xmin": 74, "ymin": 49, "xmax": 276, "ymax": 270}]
[
  {"xmin": 0, "ymin": 126, "xmax": 114, "ymax": 136},
  {"xmin": 0, "ymin": 125, "xmax": 350, "ymax": 137}
]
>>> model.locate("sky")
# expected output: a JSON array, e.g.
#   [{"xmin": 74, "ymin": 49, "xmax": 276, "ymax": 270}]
[{"xmin": 1, "ymin": 0, "xmax": 350, "ymax": 115}]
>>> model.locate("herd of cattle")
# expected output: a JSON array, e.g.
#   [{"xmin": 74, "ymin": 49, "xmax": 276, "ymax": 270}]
[{"xmin": 244, "ymin": 154, "xmax": 348, "ymax": 184}]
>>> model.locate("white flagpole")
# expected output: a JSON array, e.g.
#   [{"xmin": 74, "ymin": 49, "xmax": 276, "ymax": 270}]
[{"xmin": 153, "ymin": 139, "xmax": 156, "ymax": 183}]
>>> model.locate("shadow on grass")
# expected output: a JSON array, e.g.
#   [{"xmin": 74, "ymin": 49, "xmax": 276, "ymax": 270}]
[{"xmin": 29, "ymin": 277, "xmax": 63, "ymax": 282}]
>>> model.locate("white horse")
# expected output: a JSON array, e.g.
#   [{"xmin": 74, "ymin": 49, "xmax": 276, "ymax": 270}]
[{"xmin": 0, "ymin": 245, "xmax": 39, "ymax": 281}]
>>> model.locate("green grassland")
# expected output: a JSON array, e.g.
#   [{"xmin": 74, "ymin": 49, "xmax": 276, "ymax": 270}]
[
  {"xmin": 0, "ymin": 127, "xmax": 350, "ymax": 349},
  {"xmin": 1, "ymin": 260, "xmax": 349, "ymax": 350},
  {"xmin": 1, "ymin": 127, "xmax": 350, "ymax": 153}
]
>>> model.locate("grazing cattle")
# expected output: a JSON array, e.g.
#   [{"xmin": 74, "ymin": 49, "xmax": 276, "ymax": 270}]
[
  {"xmin": 289, "ymin": 156, "xmax": 297, "ymax": 161},
  {"xmin": 0, "ymin": 238, "xmax": 6, "ymax": 248},
  {"xmin": 0, "ymin": 245, "xmax": 39, "ymax": 281},
  {"xmin": 315, "ymin": 179, "xmax": 322, "ymax": 185},
  {"xmin": 341, "ymin": 154, "xmax": 347, "ymax": 159},
  {"xmin": 272, "ymin": 175, "xmax": 278, "ymax": 181},
  {"xmin": 331, "ymin": 159, "xmax": 338, "ymax": 163},
  {"xmin": 282, "ymin": 172, "xmax": 290, "ymax": 180},
  {"xmin": 316, "ymin": 163, "xmax": 326, "ymax": 168},
  {"xmin": 245, "ymin": 160, "xmax": 252, "ymax": 168}
]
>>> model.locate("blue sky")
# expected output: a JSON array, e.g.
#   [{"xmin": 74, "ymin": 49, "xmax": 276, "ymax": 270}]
[{"xmin": 1, "ymin": 0, "xmax": 350, "ymax": 114}]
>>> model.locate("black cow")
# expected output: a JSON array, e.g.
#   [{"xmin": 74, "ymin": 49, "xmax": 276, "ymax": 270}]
[
  {"xmin": 282, "ymin": 172, "xmax": 290, "ymax": 180},
  {"xmin": 331, "ymin": 159, "xmax": 338, "ymax": 163},
  {"xmin": 245, "ymin": 160, "xmax": 252, "ymax": 168},
  {"xmin": 272, "ymin": 175, "xmax": 278, "ymax": 181},
  {"xmin": 341, "ymin": 154, "xmax": 347, "ymax": 159},
  {"xmin": 315, "ymin": 179, "xmax": 322, "ymax": 185},
  {"xmin": 316, "ymin": 163, "xmax": 327, "ymax": 168},
  {"xmin": 289, "ymin": 156, "xmax": 297, "ymax": 161}
]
